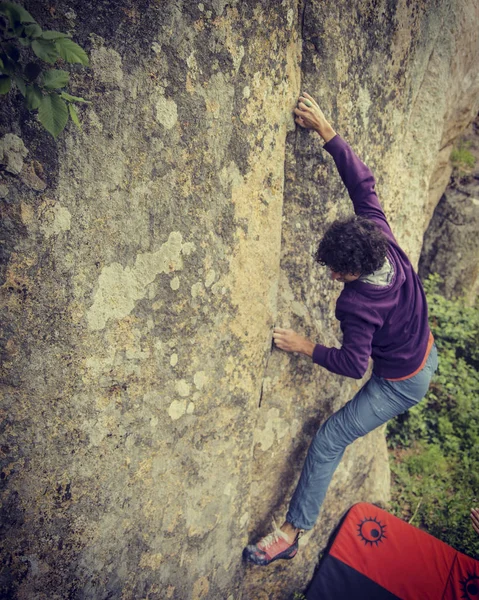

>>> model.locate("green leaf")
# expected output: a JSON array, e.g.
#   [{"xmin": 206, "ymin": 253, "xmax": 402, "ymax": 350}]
[
  {"xmin": 68, "ymin": 102, "xmax": 80, "ymax": 128},
  {"xmin": 13, "ymin": 74, "xmax": 26, "ymax": 96},
  {"xmin": 0, "ymin": 57, "xmax": 3, "ymax": 70},
  {"xmin": 25, "ymin": 84, "xmax": 42, "ymax": 109},
  {"xmin": 32, "ymin": 39, "xmax": 59, "ymax": 64},
  {"xmin": 24, "ymin": 23, "xmax": 42, "ymax": 38},
  {"xmin": 42, "ymin": 68, "xmax": 69, "ymax": 89},
  {"xmin": 38, "ymin": 93, "xmax": 68, "ymax": 138},
  {"xmin": 0, "ymin": 74, "xmax": 11, "ymax": 94},
  {"xmin": 0, "ymin": 2, "xmax": 36, "ymax": 26},
  {"xmin": 54, "ymin": 37, "xmax": 89, "ymax": 65},
  {"xmin": 24, "ymin": 62, "xmax": 41, "ymax": 80},
  {"xmin": 40, "ymin": 30, "xmax": 71, "ymax": 40},
  {"xmin": 18, "ymin": 36, "xmax": 31, "ymax": 47},
  {"xmin": 60, "ymin": 91, "xmax": 91, "ymax": 103},
  {"xmin": 0, "ymin": 53, "xmax": 14, "ymax": 74},
  {"xmin": 4, "ymin": 43, "xmax": 19, "ymax": 61}
]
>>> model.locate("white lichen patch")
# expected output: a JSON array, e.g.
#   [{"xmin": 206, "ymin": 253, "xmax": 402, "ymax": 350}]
[
  {"xmin": 291, "ymin": 301, "xmax": 308, "ymax": 318},
  {"xmin": 186, "ymin": 402, "xmax": 195, "ymax": 414},
  {"xmin": 90, "ymin": 46, "xmax": 123, "ymax": 86},
  {"xmin": 291, "ymin": 419, "xmax": 300, "ymax": 439},
  {"xmin": 170, "ymin": 353, "xmax": 178, "ymax": 367},
  {"xmin": 181, "ymin": 242, "xmax": 195, "ymax": 256},
  {"xmin": 152, "ymin": 300, "xmax": 164, "ymax": 311},
  {"xmin": 87, "ymin": 232, "xmax": 193, "ymax": 330},
  {"xmin": 40, "ymin": 203, "xmax": 72, "ymax": 238},
  {"xmin": 357, "ymin": 86, "xmax": 372, "ymax": 129},
  {"xmin": 287, "ymin": 8, "xmax": 294, "ymax": 28},
  {"xmin": 191, "ymin": 282, "xmax": 203, "ymax": 298},
  {"xmin": 186, "ymin": 51, "xmax": 197, "ymax": 70},
  {"xmin": 175, "ymin": 380, "xmax": 190, "ymax": 397},
  {"xmin": 204, "ymin": 270, "xmax": 216, "ymax": 288},
  {"xmin": 230, "ymin": 44, "xmax": 245, "ymax": 73},
  {"xmin": 170, "ymin": 276, "xmax": 180, "ymax": 290},
  {"xmin": 193, "ymin": 371, "xmax": 207, "ymax": 390},
  {"xmin": 240, "ymin": 511, "xmax": 249, "ymax": 528},
  {"xmin": 168, "ymin": 400, "xmax": 186, "ymax": 420},
  {"xmin": 219, "ymin": 161, "xmax": 243, "ymax": 193},
  {"xmin": 253, "ymin": 408, "xmax": 290, "ymax": 452},
  {"xmin": 84, "ymin": 353, "xmax": 115, "ymax": 377},
  {"xmin": 147, "ymin": 282, "xmax": 157, "ymax": 300},
  {"xmin": 20, "ymin": 202, "xmax": 34, "ymax": 227},
  {"xmin": 125, "ymin": 347, "xmax": 150, "ymax": 361},
  {"xmin": 0, "ymin": 133, "xmax": 28, "ymax": 175},
  {"xmin": 155, "ymin": 95, "xmax": 178, "ymax": 130}
]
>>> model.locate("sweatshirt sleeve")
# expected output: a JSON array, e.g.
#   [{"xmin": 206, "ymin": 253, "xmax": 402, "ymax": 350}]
[
  {"xmin": 323, "ymin": 135, "xmax": 393, "ymax": 237},
  {"xmin": 312, "ymin": 303, "xmax": 376, "ymax": 379}
]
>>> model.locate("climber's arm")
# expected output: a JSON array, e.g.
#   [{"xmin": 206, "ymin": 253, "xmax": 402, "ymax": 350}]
[
  {"xmin": 273, "ymin": 328, "xmax": 315, "ymax": 357},
  {"xmin": 294, "ymin": 93, "xmax": 392, "ymax": 236},
  {"xmin": 273, "ymin": 323, "xmax": 371, "ymax": 380}
]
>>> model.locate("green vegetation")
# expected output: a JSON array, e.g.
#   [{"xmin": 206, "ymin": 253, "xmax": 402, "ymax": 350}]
[
  {"xmin": 0, "ymin": 1, "xmax": 90, "ymax": 137},
  {"xmin": 450, "ymin": 141, "xmax": 476, "ymax": 179},
  {"xmin": 387, "ymin": 274, "xmax": 479, "ymax": 557}
]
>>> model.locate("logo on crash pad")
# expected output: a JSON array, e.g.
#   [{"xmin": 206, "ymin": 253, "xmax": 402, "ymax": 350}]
[
  {"xmin": 357, "ymin": 516, "xmax": 387, "ymax": 547},
  {"xmin": 461, "ymin": 574, "xmax": 479, "ymax": 599}
]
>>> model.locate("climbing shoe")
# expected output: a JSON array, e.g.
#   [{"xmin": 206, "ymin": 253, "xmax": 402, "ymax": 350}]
[{"xmin": 243, "ymin": 523, "xmax": 302, "ymax": 566}]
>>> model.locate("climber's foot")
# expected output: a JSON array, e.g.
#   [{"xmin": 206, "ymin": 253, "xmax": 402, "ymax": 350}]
[{"xmin": 243, "ymin": 523, "xmax": 302, "ymax": 566}]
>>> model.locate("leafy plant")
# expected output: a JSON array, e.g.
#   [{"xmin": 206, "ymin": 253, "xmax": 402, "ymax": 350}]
[
  {"xmin": 387, "ymin": 275, "xmax": 479, "ymax": 557},
  {"xmin": 450, "ymin": 141, "xmax": 476, "ymax": 180},
  {"xmin": 0, "ymin": 1, "xmax": 90, "ymax": 137}
]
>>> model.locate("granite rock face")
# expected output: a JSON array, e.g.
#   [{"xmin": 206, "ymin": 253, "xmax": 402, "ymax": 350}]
[
  {"xmin": 0, "ymin": 1, "xmax": 478, "ymax": 599},
  {"xmin": 420, "ymin": 116, "xmax": 479, "ymax": 304}
]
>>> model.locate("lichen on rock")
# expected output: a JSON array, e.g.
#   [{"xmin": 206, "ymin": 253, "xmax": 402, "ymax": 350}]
[{"xmin": 0, "ymin": 133, "xmax": 28, "ymax": 175}]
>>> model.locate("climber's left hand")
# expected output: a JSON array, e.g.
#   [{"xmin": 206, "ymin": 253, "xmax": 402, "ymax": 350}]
[{"xmin": 273, "ymin": 327, "xmax": 315, "ymax": 357}]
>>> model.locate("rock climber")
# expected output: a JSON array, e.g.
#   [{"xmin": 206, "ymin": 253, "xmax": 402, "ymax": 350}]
[{"xmin": 243, "ymin": 92, "xmax": 438, "ymax": 566}]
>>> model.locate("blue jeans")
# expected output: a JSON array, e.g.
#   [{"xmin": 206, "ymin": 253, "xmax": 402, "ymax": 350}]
[{"xmin": 286, "ymin": 344, "xmax": 438, "ymax": 530}]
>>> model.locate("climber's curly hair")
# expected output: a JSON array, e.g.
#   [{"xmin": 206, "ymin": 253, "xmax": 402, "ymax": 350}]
[{"xmin": 315, "ymin": 215, "xmax": 389, "ymax": 276}]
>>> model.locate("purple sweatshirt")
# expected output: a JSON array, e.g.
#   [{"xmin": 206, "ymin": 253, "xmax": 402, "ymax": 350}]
[{"xmin": 312, "ymin": 135, "xmax": 431, "ymax": 380}]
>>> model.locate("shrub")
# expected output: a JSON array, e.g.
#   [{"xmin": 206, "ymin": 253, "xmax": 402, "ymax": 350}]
[
  {"xmin": 387, "ymin": 274, "xmax": 479, "ymax": 557},
  {"xmin": 0, "ymin": 1, "xmax": 90, "ymax": 137},
  {"xmin": 450, "ymin": 141, "xmax": 476, "ymax": 180}
]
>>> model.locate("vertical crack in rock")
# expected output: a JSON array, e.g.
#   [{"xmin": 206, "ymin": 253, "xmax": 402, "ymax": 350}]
[
  {"xmin": 258, "ymin": 378, "xmax": 265, "ymax": 408},
  {"xmin": 258, "ymin": 334, "xmax": 275, "ymax": 408},
  {"xmin": 300, "ymin": 0, "xmax": 309, "ymax": 42}
]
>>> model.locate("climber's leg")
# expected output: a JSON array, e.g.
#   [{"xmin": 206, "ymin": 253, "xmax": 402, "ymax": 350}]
[{"xmin": 286, "ymin": 344, "xmax": 438, "ymax": 531}]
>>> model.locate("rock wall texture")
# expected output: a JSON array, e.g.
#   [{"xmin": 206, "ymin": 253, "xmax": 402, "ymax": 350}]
[
  {"xmin": 420, "ymin": 115, "xmax": 479, "ymax": 304},
  {"xmin": 0, "ymin": 1, "xmax": 478, "ymax": 599}
]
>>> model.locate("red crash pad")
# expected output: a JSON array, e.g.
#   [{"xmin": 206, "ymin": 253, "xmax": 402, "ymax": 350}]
[{"xmin": 306, "ymin": 502, "xmax": 479, "ymax": 600}]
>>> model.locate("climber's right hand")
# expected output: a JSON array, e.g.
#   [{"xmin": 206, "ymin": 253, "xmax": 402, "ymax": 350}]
[{"xmin": 294, "ymin": 92, "xmax": 336, "ymax": 143}]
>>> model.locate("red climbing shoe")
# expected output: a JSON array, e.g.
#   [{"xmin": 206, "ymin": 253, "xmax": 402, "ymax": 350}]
[{"xmin": 243, "ymin": 524, "xmax": 302, "ymax": 566}]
